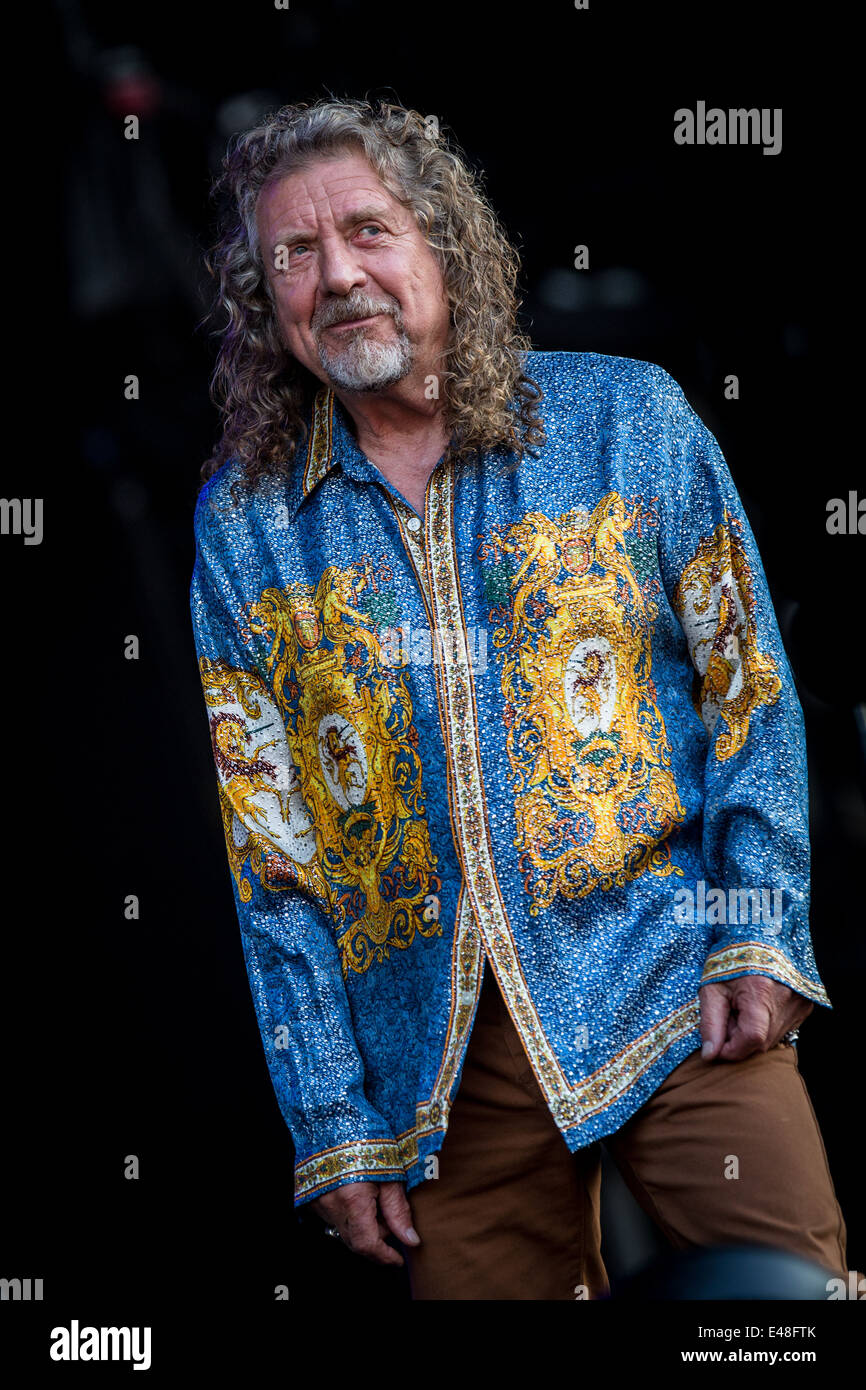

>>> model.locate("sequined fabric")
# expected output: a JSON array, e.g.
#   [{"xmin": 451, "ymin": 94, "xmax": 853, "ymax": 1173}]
[{"xmin": 189, "ymin": 351, "xmax": 830, "ymax": 1208}]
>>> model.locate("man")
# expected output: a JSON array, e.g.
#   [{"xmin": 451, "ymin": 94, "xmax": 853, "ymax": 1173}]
[{"xmin": 190, "ymin": 97, "xmax": 857, "ymax": 1299}]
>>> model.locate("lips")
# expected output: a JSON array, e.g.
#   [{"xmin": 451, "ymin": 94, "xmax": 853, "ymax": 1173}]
[{"xmin": 327, "ymin": 313, "xmax": 382, "ymax": 331}]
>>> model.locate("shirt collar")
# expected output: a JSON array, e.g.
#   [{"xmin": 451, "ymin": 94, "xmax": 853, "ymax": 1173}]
[{"xmin": 286, "ymin": 386, "xmax": 381, "ymax": 518}]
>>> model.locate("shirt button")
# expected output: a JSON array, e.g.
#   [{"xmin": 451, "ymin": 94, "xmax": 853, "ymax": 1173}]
[{"xmin": 406, "ymin": 516, "xmax": 422, "ymax": 532}]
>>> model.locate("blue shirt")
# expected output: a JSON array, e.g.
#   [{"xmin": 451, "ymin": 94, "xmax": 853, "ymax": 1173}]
[{"xmin": 189, "ymin": 350, "xmax": 831, "ymax": 1209}]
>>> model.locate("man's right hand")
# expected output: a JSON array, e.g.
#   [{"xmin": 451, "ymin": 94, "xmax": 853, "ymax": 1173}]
[{"xmin": 309, "ymin": 1180, "xmax": 420, "ymax": 1267}]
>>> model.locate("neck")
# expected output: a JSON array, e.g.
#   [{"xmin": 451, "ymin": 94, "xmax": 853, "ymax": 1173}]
[{"xmin": 334, "ymin": 379, "xmax": 450, "ymax": 515}]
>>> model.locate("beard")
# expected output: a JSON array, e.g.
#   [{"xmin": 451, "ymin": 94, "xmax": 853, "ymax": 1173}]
[{"xmin": 315, "ymin": 310, "xmax": 414, "ymax": 392}]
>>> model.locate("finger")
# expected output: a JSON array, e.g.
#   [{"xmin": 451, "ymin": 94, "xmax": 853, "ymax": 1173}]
[
  {"xmin": 330, "ymin": 1191, "xmax": 404, "ymax": 1268},
  {"xmin": 719, "ymin": 992, "xmax": 772, "ymax": 1061},
  {"xmin": 315, "ymin": 1186, "xmax": 409, "ymax": 1267},
  {"xmin": 698, "ymin": 984, "xmax": 731, "ymax": 1060},
  {"xmin": 378, "ymin": 1179, "xmax": 421, "ymax": 1246},
  {"xmin": 342, "ymin": 1219, "xmax": 406, "ymax": 1268}
]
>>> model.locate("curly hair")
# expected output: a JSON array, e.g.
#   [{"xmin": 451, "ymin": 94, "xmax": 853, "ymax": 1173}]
[{"xmin": 199, "ymin": 97, "xmax": 545, "ymax": 496}]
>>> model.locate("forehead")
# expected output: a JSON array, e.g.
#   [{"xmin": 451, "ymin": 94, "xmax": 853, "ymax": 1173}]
[{"xmin": 256, "ymin": 149, "xmax": 404, "ymax": 237}]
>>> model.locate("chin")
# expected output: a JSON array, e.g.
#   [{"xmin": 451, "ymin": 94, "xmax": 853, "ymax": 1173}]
[
  {"xmin": 319, "ymin": 341, "xmax": 414, "ymax": 394},
  {"xmin": 328, "ymin": 368, "xmax": 412, "ymax": 394}
]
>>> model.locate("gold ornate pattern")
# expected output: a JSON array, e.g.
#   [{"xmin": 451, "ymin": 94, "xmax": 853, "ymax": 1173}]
[
  {"xmin": 481, "ymin": 494, "xmax": 685, "ymax": 915},
  {"xmin": 200, "ymin": 553, "xmax": 442, "ymax": 976},
  {"xmin": 199, "ymin": 657, "xmax": 330, "ymax": 908},
  {"xmin": 671, "ymin": 512, "xmax": 782, "ymax": 760},
  {"xmin": 701, "ymin": 943, "xmax": 831, "ymax": 1006},
  {"xmin": 246, "ymin": 564, "xmax": 441, "ymax": 976}
]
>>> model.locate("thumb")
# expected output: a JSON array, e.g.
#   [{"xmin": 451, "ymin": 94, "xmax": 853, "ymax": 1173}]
[
  {"xmin": 378, "ymin": 1180, "xmax": 420, "ymax": 1246},
  {"xmin": 699, "ymin": 984, "xmax": 730, "ymax": 1061}
]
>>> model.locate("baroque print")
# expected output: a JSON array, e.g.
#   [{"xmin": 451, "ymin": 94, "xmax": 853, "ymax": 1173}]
[
  {"xmin": 200, "ymin": 659, "xmax": 329, "ymax": 906},
  {"xmin": 479, "ymin": 492, "xmax": 685, "ymax": 914},
  {"xmin": 200, "ymin": 557, "xmax": 441, "ymax": 977},
  {"xmin": 671, "ymin": 511, "xmax": 782, "ymax": 760}
]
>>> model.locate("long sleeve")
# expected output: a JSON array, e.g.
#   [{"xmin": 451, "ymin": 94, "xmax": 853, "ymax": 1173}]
[
  {"xmin": 189, "ymin": 482, "xmax": 405, "ymax": 1206},
  {"xmin": 651, "ymin": 368, "xmax": 831, "ymax": 1007}
]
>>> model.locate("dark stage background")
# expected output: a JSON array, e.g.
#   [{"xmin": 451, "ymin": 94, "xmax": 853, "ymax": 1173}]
[{"xmin": 2, "ymin": 0, "xmax": 863, "ymax": 1365}]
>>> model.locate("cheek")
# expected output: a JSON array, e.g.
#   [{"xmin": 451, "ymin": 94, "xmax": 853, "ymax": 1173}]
[
  {"xmin": 381, "ymin": 252, "xmax": 427, "ymax": 298},
  {"xmin": 275, "ymin": 291, "xmax": 313, "ymax": 339},
  {"xmin": 414, "ymin": 263, "xmax": 449, "ymax": 323},
  {"xmin": 395, "ymin": 268, "xmax": 445, "ymax": 326}
]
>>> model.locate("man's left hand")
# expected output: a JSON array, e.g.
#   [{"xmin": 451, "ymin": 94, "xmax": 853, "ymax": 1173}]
[{"xmin": 699, "ymin": 974, "xmax": 814, "ymax": 1062}]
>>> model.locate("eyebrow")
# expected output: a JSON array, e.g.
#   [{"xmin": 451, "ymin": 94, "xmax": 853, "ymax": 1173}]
[{"xmin": 270, "ymin": 204, "xmax": 392, "ymax": 256}]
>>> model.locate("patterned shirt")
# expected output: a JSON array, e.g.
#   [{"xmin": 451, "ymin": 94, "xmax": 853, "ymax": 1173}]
[{"xmin": 189, "ymin": 349, "xmax": 831, "ymax": 1209}]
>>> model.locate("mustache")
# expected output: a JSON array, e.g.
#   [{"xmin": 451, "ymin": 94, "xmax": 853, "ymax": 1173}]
[{"xmin": 313, "ymin": 296, "xmax": 399, "ymax": 331}]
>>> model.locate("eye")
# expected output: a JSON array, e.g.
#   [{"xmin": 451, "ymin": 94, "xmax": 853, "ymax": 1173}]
[{"xmin": 358, "ymin": 224, "xmax": 383, "ymax": 238}]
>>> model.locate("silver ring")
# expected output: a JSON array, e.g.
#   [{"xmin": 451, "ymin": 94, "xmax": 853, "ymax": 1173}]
[
  {"xmin": 324, "ymin": 1225, "xmax": 342, "ymax": 1240},
  {"xmin": 782, "ymin": 1029, "xmax": 800, "ymax": 1046}
]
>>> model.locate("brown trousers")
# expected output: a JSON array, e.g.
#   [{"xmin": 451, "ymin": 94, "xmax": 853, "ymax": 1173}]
[{"xmin": 401, "ymin": 961, "xmax": 855, "ymax": 1300}]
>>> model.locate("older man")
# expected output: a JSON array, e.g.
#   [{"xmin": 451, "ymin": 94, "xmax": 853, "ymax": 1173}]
[{"xmin": 190, "ymin": 98, "xmax": 856, "ymax": 1299}]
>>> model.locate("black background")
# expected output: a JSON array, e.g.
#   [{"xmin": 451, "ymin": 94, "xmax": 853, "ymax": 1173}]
[{"xmin": 2, "ymin": 0, "xmax": 862, "ymax": 1369}]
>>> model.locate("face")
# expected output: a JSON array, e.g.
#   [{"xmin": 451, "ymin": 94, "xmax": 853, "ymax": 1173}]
[{"xmin": 256, "ymin": 148, "xmax": 451, "ymax": 394}]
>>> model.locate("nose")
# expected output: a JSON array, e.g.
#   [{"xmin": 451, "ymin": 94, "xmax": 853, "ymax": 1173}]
[{"xmin": 317, "ymin": 232, "xmax": 368, "ymax": 299}]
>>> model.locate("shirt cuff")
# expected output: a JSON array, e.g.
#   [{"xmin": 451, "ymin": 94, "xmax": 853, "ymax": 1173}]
[
  {"xmin": 294, "ymin": 1136, "xmax": 409, "ymax": 1207},
  {"xmin": 700, "ymin": 941, "xmax": 832, "ymax": 1008}
]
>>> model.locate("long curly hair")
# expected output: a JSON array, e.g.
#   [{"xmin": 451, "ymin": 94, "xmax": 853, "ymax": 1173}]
[{"xmin": 199, "ymin": 97, "xmax": 545, "ymax": 496}]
